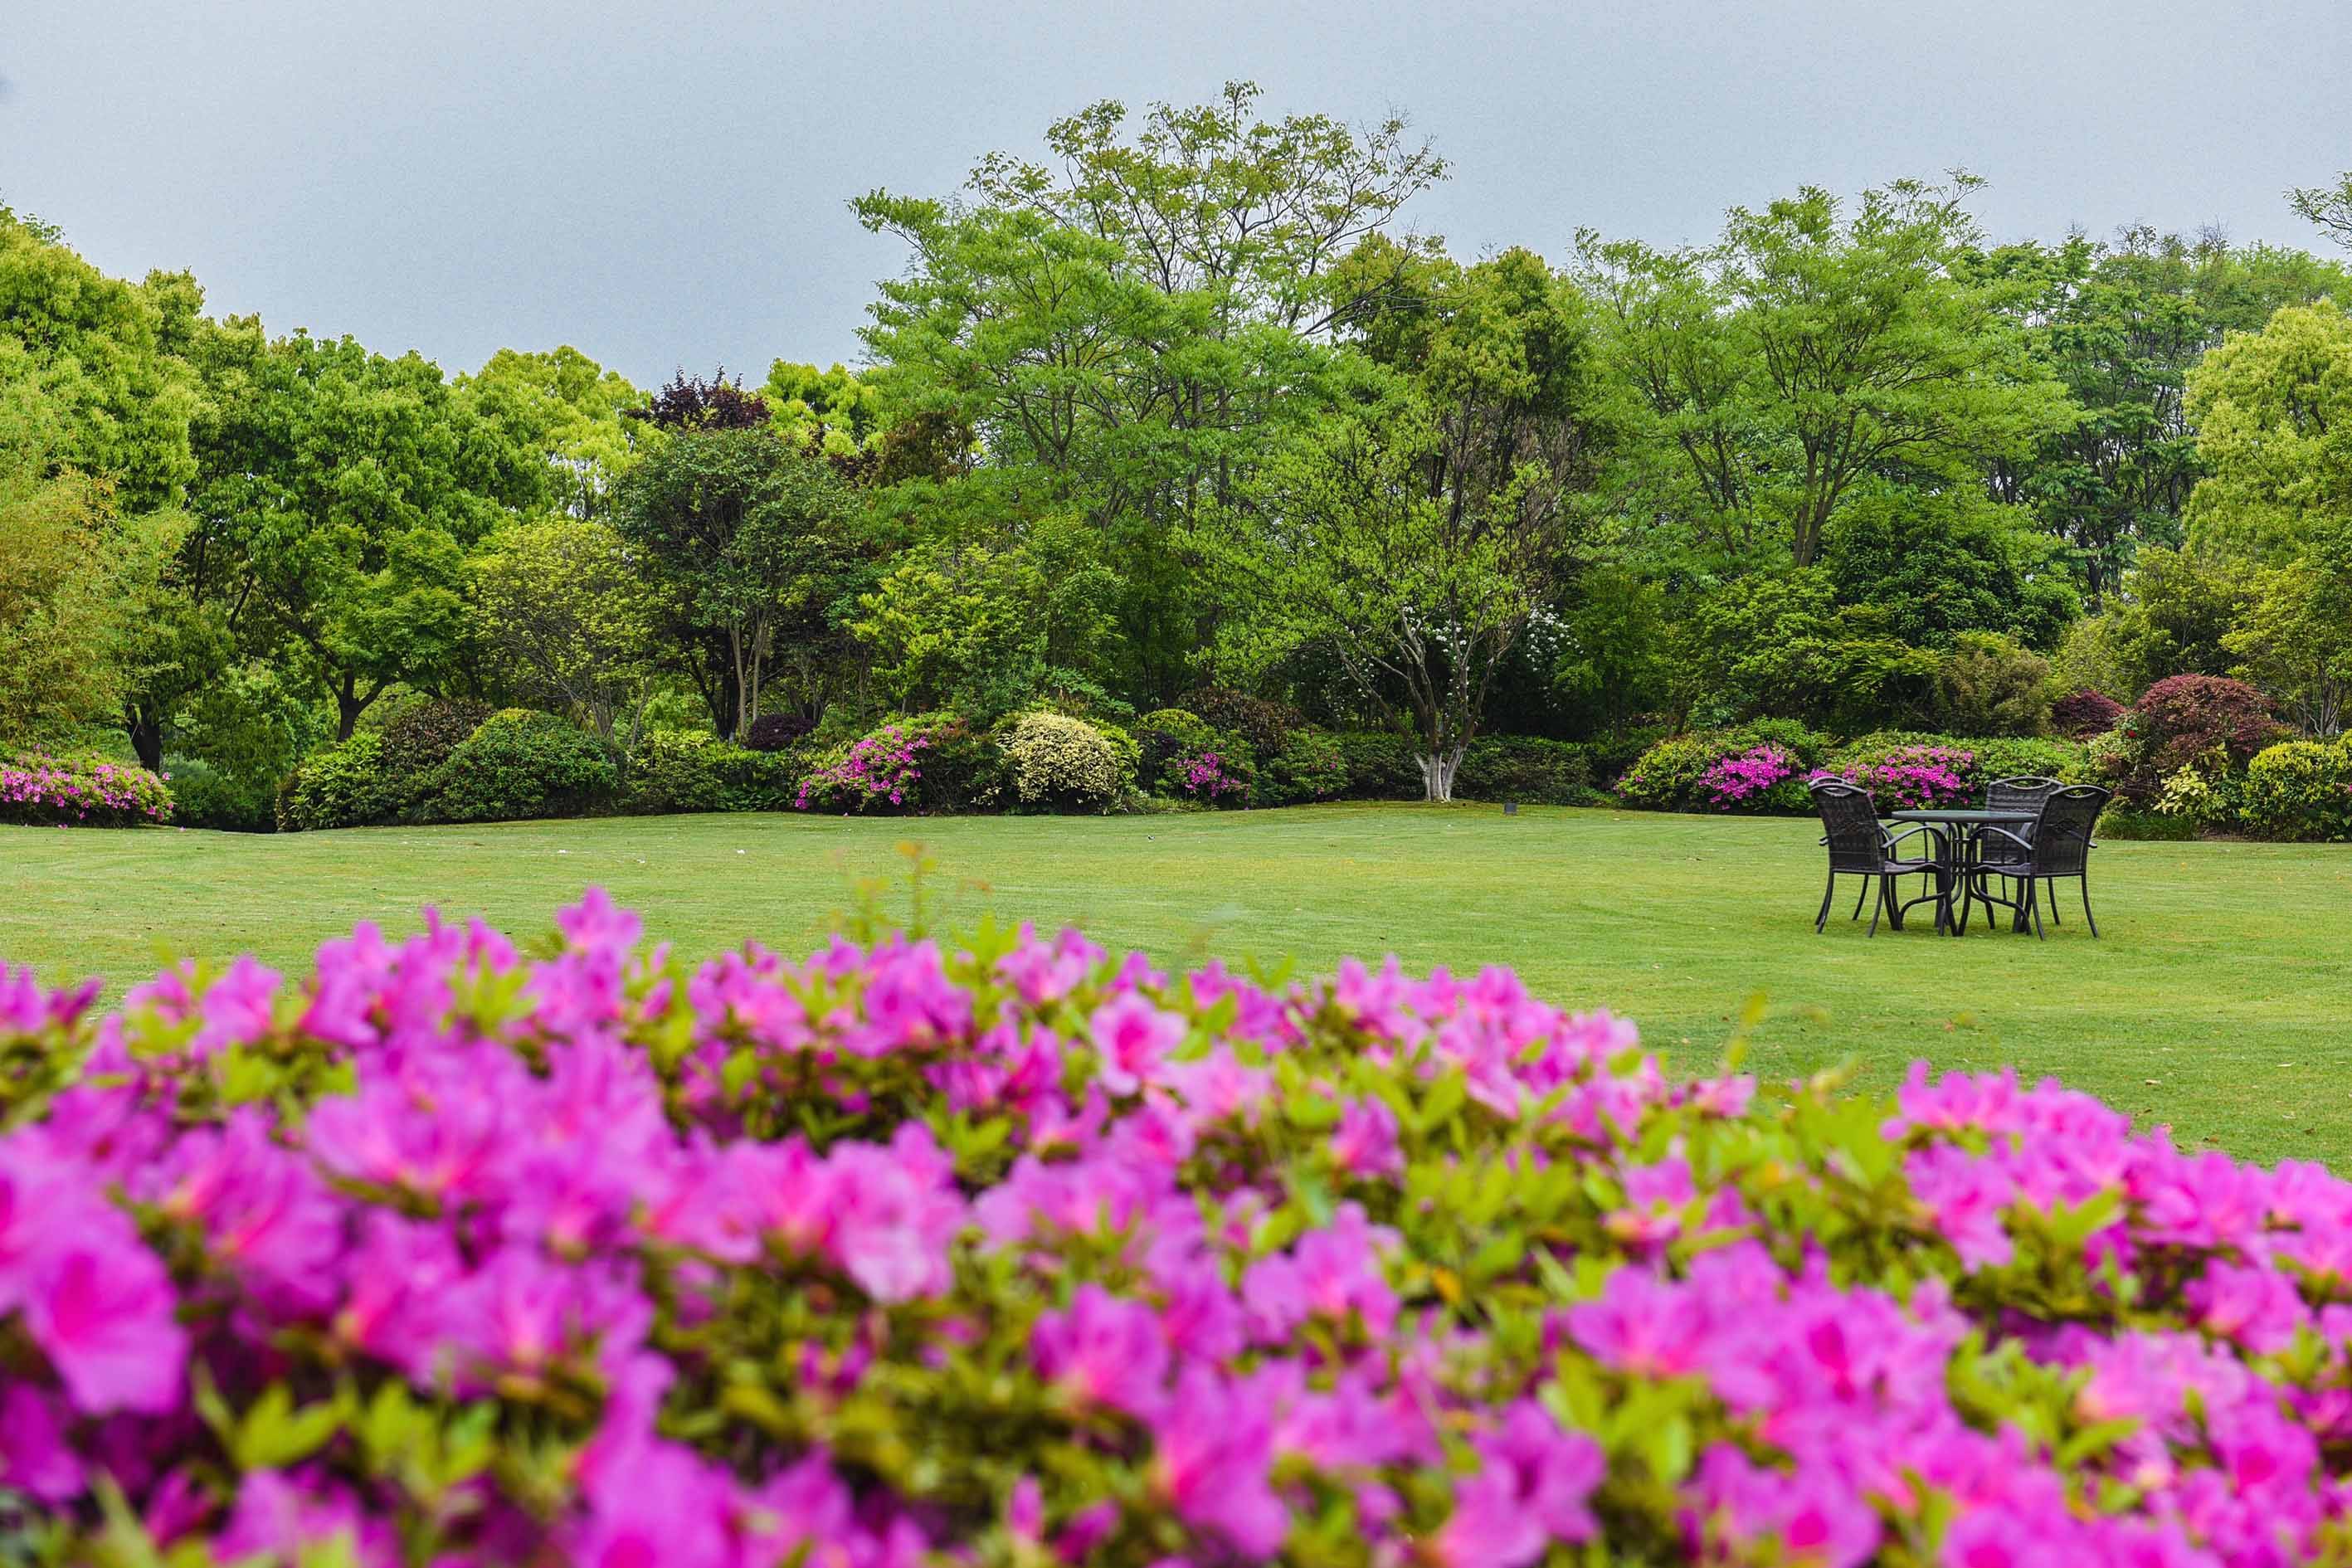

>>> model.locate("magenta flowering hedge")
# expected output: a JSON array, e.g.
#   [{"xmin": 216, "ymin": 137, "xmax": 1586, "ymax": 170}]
[
  {"xmin": 1695, "ymin": 743, "xmax": 1797, "ymax": 811},
  {"xmin": 795, "ymin": 723, "xmax": 930, "ymax": 812},
  {"xmin": 1810, "ymin": 743, "xmax": 1979, "ymax": 812},
  {"xmin": 0, "ymin": 751, "xmax": 174, "ymax": 827},
  {"xmin": 7, "ymin": 903, "xmax": 2352, "ymax": 1566},
  {"xmin": 1176, "ymin": 749, "xmax": 1248, "ymax": 801}
]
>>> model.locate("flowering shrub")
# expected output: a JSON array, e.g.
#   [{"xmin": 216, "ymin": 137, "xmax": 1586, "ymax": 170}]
[
  {"xmin": 1000, "ymin": 710, "xmax": 1127, "ymax": 811},
  {"xmin": 796, "ymin": 723, "xmax": 930, "ymax": 812},
  {"xmin": 1619, "ymin": 724, "xmax": 1827, "ymax": 813},
  {"xmin": 0, "ymin": 750, "xmax": 173, "ymax": 826},
  {"xmin": 1695, "ymin": 743, "xmax": 1795, "ymax": 811},
  {"xmin": 11, "ymin": 899, "xmax": 2352, "ymax": 1564},
  {"xmin": 1811, "ymin": 743, "xmax": 1978, "ymax": 812},
  {"xmin": 1176, "ymin": 749, "xmax": 1249, "ymax": 801}
]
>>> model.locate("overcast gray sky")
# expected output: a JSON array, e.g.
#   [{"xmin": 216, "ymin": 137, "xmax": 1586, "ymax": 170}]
[{"xmin": 7, "ymin": 0, "xmax": 2348, "ymax": 387}]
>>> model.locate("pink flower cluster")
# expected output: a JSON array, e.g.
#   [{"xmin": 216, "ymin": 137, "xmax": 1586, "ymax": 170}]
[
  {"xmin": 1176, "ymin": 750, "xmax": 1246, "ymax": 800},
  {"xmin": 1811, "ymin": 744, "xmax": 1977, "ymax": 811},
  {"xmin": 1697, "ymin": 743, "xmax": 1796, "ymax": 810},
  {"xmin": 0, "ymin": 751, "xmax": 173, "ymax": 827},
  {"xmin": 794, "ymin": 724, "xmax": 928, "ymax": 811},
  {"xmin": 5, "ymin": 898, "xmax": 2352, "ymax": 1566}
]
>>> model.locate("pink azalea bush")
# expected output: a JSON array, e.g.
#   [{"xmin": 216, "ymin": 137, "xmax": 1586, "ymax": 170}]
[
  {"xmin": 1176, "ymin": 750, "xmax": 1248, "ymax": 801},
  {"xmin": 0, "ymin": 751, "xmax": 174, "ymax": 827},
  {"xmin": 795, "ymin": 723, "xmax": 930, "ymax": 812},
  {"xmin": 7, "ymin": 899, "xmax": 2352, "ymax": 1564},
  {"xmin": 1696, "ymin": 744, "xmax": 1797, "ymax": 811},
  {"xmin": 1810, "ymin": 743, "xmax": 1978, "ymax": 812}
]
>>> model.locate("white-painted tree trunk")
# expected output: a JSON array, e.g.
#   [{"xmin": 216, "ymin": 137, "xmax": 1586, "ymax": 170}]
[{"xmin": 1418, "ymin": 750, "xmax": 1463, "ymax": 802}]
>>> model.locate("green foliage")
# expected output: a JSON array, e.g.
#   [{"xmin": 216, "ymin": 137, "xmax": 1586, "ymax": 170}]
[
  {"xmin": 1259, "ymin": 726, "xmax": 1350, "ymax": 806},
  {"xmin": 999, "ymin": 711, "xmax": 1128, "ymax": 811},
  {"xmin": 468, "ymin": 518, "xmax": 660, "ymax": 745},
  {"xmin": 1580, "ymin": 175, "xmax": 2072, "ymax": 568},
  {"xmin": 611, "ymin": 425, "xmax": 869, "ymax": 740},
  {"xmin": 1681, "ymin": 570, "xmax": 1941, "ymax": 732},
  {"xmin": 853, "ymin": 527, "xmax": 1122, "ymax": 723},
  {"xmin": 2222, "ymin": 517, "xmax": 2352, "ymax": 735},
  {"xmin": 280, "ymin": 731, "xmax": 400, "ymax": 831},
  {"xmin": 2184, "ymin": 300, "xmax": 2352, "ymax": 562},
  {"xmin": 1133, "ymin": 708, "xmax": 1220, "ymax": 794},
  {"xmin": 187, "ymin": 320, "xmax": 547, "ymax": 738},
  {"xmin": 1318, "ymin": 730, "xmax": 1418, "ymax": 799},
  {"xmin": 416, "ymin": 709, "xmax": 616, "ymax": 824},
  {"xmin": 1454, "ymin": 735, "xmax": 1597, "ymax": 805},
  {"xmin": 164, "ymin": 663, "xmax": 325, "ymax": 831},
  {"xmin": 1825, "ymin": 488, "xmax": 2080, "ymax": 651},
  {"xmin": 621, "ymin": 728, "xmax": 799, "ymax": 815},
  {"xmin": 455, "ymin": 346, "xmax": 644, "ymax": 520},
  {"xmin": 1929, "ymin": 631, "xmax": 2054, "ymax": 737},
  {"xmin": 2239, "ymin": 738, "xmax": 2352, "ymax": 841}
]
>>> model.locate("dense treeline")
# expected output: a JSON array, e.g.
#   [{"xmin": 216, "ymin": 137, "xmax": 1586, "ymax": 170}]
[{"xmin": 4, "ymin": 84, "xmax": 2350, "ymax": 830}]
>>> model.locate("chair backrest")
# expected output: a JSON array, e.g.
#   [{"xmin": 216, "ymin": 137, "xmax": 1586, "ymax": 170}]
[
  {"xmin": 1811, "ymin": 780, "xmax": 1887, "ymax": 873},
  {"xmin": 2031, "ymin": 784, "xmax": 2109, "ymax": 876},
  {"xmin": 1987, "ymin": 775, "xmax": 2062, "ymax": 815}
]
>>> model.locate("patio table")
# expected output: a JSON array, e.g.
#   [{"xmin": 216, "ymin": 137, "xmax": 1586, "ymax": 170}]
[{"xmin": 1887, "ymin": 809, "xmax": 2039, "ymax": 935}]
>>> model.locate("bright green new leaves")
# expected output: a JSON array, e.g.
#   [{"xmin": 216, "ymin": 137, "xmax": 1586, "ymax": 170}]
[
  {"xmin": 468, "ymin": 518, "xmax": 661, "ymax": 746},
  {"xmin": 456, "ymin": 346, "xmax": 645, "ymax": 520},
  {"xmin": 2291, "ymin": 171, "xmax": 2352, "ymax": 251},
  {"xmin": 611, "ymin": 428, "xmax": 866, "ymax": 740},
  {"xmin": 188, "ymin": 322, "xmax": 548, "ymax": 737},
  {"xmin": 2184, "ymin": 301, "xmax": 2352, "ymax": 562},
  {"xmin": 1581, "ymin": 178, "xmax": 2072, "ymax": 569}
]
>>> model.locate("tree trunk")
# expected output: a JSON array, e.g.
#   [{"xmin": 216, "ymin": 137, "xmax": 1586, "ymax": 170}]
[
  {"xmin": 125, "ymin": 706, "xmax": 163, "ymax": 772},
  {"xmin": 334, "ymin": 678, "xmax": 374, "ymax": 741},
  {"xmin": 1417, "ymin": 749, "xmax": 1463, "ymax": 802}
]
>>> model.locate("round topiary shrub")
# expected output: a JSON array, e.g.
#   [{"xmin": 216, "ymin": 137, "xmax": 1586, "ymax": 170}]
[
  {"xmin": 7, "ymin": 895, "xmax": 2352, "ymax": 1564},
  {"xmin": 279, "ymin": 732, "xmax": 399, "ymax": 831},
  {"xmin": 2239, "ymin": 736, "xmax": 2352, "ymax": 841},
  {"xmin": 418, "ymin": 709, "xmax": 617, "ymax": 823},
  {"xmin": 621, "ymin": 728, "xmax": 798, "ymax": 816},
  {"xmin": 1000, "ymin": 710, "xmax": 1127, "ymax": 811}
]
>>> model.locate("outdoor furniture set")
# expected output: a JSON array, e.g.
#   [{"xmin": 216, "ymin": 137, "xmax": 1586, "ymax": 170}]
[{"xmin": 1811, "ymin": 776, "xmax": 2110, "ymax": 940}]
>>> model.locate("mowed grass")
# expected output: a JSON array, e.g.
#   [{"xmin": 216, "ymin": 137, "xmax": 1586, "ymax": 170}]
[{"xmin": 2, "ymin": 804, "xmax": 2347, "ymax": 1164}]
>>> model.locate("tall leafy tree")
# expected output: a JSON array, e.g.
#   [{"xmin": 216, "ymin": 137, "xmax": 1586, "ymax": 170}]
[
  {"xmin": 852, "ymin": 84, "xmax": 1443, "ymax": 702},
  {"xmin": 457, "ymin": 347, "xmax": 644, "ymax": 520},
  {"xmin": 1223, "ymin": 248, "xmax": 1616, "ymax": 797},
  {"xmin": 2292, "ymin": 172, "xmax": 2352, "ymax": 250},
  {"xmin": 1580, "ymin": 178, "xmax": 2072, "ymax": 569},
  {"xmin": 611, "ymin": 416, "xmax": 867, "ymax": 740},
  {"xmin": 470, "ymin": 519, "xmax": 660, "ymax": 747},
  {"xmin": 1981, "ymin": 229, "xmax": 2350, "ymax": 606},
  {"xmin": 187, "ymin": 321, "xmax": 547, "ymax": 738},
  {"xmin": 2183, "ymin": 301, "xmax": 2352, "ymax": 562}
]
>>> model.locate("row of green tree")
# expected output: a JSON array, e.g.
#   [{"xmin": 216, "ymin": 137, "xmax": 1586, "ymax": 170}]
[{"xmin": 5, "ymin": 84, "xmax": 2350, "ymax": 816}]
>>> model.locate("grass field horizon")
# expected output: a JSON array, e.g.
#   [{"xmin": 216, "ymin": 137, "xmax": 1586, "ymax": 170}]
[{"xmin": 4, "ymin": 802, "xmax": 2346, "ymax": 1165}]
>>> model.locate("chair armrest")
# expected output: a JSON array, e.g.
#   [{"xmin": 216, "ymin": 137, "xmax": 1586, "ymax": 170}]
[
  {"xmin": 1977, "ymin": 825, "xmax": 2032, "ymax": 852},
  {"xmin": 1882, "ymin": 825, "xmax": 1934, "ymax": 853}
]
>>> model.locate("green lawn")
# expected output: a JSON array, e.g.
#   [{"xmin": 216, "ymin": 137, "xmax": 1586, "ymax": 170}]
[{"xmin": 3, "ymin": 805, "xmax": 2346, "ymax": 1164}]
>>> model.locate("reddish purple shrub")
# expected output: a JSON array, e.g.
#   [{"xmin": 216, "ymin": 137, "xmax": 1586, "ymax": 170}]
[
  {"xmin": 2104, "ymin": 675, "xmax": 2293, "ymax": 803},
  {"xmin": 744, "ymin": 712, "xmax": 815, "ymax": 752},
  {"xmin": 2050, "ymin": 688, "xmax": 2125, "ymax": 740}
]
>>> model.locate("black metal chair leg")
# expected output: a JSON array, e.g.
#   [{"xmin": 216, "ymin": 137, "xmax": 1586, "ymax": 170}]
[
  {"xmin": 1868, "ymin": 875, "xmax": 1885, "ymax": 937},
  {"xmin": 2081, "ymin": 874, "xmax": 2097, "ymax": 937},
  {"xmin": 2046, "ymin": 877, "xmax": 2060, "ymax": 926},
  {"xmin": 1851, "ymin": 879, "xmax": 1867, "ymax": 920},
  {"xmin": 1816, "ymin": 874, "xmax": 1835, "ymax": 933},
  {"xmin": 2030, "ymin": 879, "xmax": 2047, "ymax": 940}
]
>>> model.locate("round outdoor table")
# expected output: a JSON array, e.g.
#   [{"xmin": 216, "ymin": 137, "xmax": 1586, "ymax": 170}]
[{"xmin": 1886, "ymin": 809, "xmax": 2038, "ymax": 935}]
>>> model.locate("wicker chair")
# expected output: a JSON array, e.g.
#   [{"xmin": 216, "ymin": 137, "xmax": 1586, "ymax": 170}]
[
  {"xmin": 1809, "ymin": 780, "xmax": 1939, "ymax": 936},
  {"xmin": 1973, "ymin": 775, "xmax": 2065, "ymax": 922},
  {"xmin": 1974, "ymin": 783, "xmax": 2111, "ymax": 938}
]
